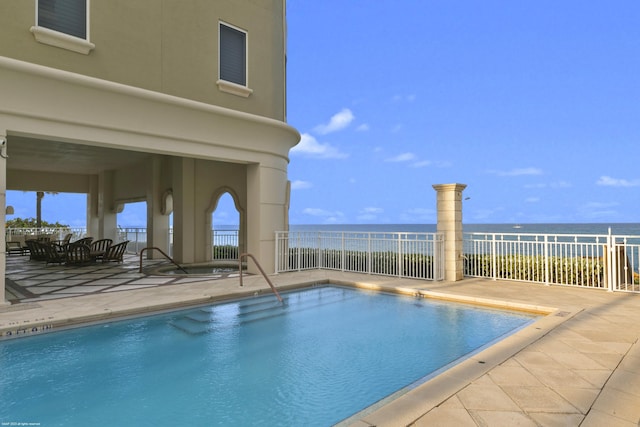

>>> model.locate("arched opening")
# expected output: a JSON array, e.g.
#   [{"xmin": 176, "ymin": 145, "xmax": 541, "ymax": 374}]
[
  {"xmin": 205, "ymin": 189, "xmax": 243, "ymax": 261},
  {"xmin": 212, "ymin": 192, "xmax": 240, "ymax": 260}
]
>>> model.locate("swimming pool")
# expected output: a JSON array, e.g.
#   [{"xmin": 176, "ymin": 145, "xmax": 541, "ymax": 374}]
[{"xmin": 0, "ymin": 285, "xmax": 536, "ymax": 426}]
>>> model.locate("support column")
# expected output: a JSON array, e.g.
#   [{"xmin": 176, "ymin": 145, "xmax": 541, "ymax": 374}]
[
  {"xmin": 433, "ymin": 183, "xmax": 467, "ymax": 282},
  {"xmin": 0, "ymin": 131, "xmax": 7, "ymax": 304},
  {"xmin": 97, "ymin": 171, "xmax": 117, "ymax": 241},
  {"xmin": 147, "ymin": 156, "xmax": 170, "ymax": 257},
  {"xmin": 86, "ymin": 175, "xmax": 99, "ymax": 238},
  {"xmin": 246, "ymin": 164, "xmax": 287, "ymax": 274},
  {"xmin": 172, "ymin": 157, "xmax": 196, "ymax": 264}
]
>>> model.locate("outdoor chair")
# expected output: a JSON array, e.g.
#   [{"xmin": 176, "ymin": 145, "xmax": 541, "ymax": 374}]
[
  {"xmin": 6, "ymin": 241, "xmax": 25, "ymax": 256},
  {"xmin": 102, "ymin": 241, "xmax": 129, "ymax": 263},
  {"xmin": 90, "ymin": 239, "xmax": 112, "ymax": 261},
  {"xmin": 65, "ymin": 243, "xmax": 93, "ymax": 265},
  {"xmin": 55, "ymin": 233, "xmax": 73, "ymax": 246},
  {"xmin": 25, "ymin": 240, "xmax": 48, "ymax": 261},
  {"xmin": 43, "ymin": 242, "xmax": 67, "ymax": 266},
  {"xmin": 74, "ymin": 237, "xmax": 94, "ymax": 246}
]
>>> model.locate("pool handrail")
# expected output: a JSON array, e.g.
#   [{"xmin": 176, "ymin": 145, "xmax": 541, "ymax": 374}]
[
  {"xmin": 239, "ymin": 253, "xmax": 283, "ymax": 303},
  {"xmin": 139, "ymin": 247, "xmax": 188, "ymax": 274}
]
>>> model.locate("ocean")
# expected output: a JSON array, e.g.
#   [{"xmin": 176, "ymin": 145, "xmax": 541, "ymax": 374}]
[{"xmin": 289, "ymin": 223, "xmax": 640, "ymax": 236}]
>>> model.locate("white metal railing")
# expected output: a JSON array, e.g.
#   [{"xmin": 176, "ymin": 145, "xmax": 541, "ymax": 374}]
[
  {"xmin": 275, "ymin": 231, "xmax": 444, "ymax": 280},
  {"xmin": 464, "ymin": 231, "xmax": 640, "ymax": 293},
  {"xmin": 6, "ymin": 227, "xmax": 88, "ymax": 243},
  {"xmin": 5, "ymin": 227, "xmax": 238, "ymax": 260},
  {"xmin": 212, "ymin": 229, "xmax": 239, "ymax": 260}
]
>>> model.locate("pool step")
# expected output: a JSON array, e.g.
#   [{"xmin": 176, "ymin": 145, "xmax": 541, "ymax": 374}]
[{"xmin": 169, "ymin": 287, "xmax": 354, "ymax": 335}]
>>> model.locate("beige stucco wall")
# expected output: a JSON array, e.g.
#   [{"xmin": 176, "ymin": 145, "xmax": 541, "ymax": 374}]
[
  {"xmin": 0, "ymin": 1, "xmax": 298, "ymax": 302},
  {"xmin": 0, "ymin": 0, "xmax": 287, "ymax": 121}
]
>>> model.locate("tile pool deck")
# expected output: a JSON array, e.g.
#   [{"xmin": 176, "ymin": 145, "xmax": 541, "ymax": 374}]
[{"xmin": 2, "ymin": 256, "xmax": 639, "ymax": 426}]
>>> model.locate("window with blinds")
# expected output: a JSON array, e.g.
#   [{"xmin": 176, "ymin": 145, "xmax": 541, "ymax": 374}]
[
  {"xmin": 38, "ymin": 0, "xmax": 87, "ymax": 39},
  {"xmin": 219, "ymin": 23, "xmax": 247, "ymax": 86}
]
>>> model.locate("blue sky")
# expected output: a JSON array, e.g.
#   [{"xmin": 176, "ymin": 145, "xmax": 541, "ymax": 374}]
[
  {"xmin": 7, "ymin": 1, "xmax": 640, "ymax": 226},
  {"xmin": 285, "ymin": 0, "xmax": 640, "ymax": 225}
]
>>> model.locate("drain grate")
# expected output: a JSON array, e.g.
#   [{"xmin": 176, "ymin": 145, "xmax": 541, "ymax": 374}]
[{"xmin": 555, "ymin": 311, "xmax": 571, "ymax": 317}]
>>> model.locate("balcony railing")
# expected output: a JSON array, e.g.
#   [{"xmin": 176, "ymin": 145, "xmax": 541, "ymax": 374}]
[
  {"xmin": 6, "ymin": 227, "xmax": 239, "ymax": 261},
  {"xmin": 275, "ymin": 231, "xmax": 444, "ymax": 280},
  {"xmin": 464, "ymin": 231, "xmax": 640, "ymax": 292}
]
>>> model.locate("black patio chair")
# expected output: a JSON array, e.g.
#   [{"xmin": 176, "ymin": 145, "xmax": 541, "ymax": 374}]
[
  {"xmin": 65, "ymin": 243, "xmax": 93, "ymax": 265},
  {"xmin": 102, "ymin": 241, "xmax": 129, "ymax": 263},
  {"xmin": 43, "ymin": 242, "xmax": 67, "ymax": 266},
  {"xmin": 25, "ymin": 240, "xmax": 48, "ymax": 261},
  {"xmin": 74, "ymin": 237, "xmax": 94, "ymax": 246},
  {"xmin": 90, "ymin": 239, "xmax": 113, "ymax": 261}
]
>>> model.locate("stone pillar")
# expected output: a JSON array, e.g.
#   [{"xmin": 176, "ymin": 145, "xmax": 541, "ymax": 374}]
[
  {"xmin": 433, "ymin": 183, "xmax": 467, "ymax": 282},
  {"xmin": 147, "ymin": 156, "xmax": 170, "ymax": 257},
  {"xmin": 246, "ymin": 164, "xmax": 288, "ymax": 274},
  {"xmin": 97, "ymin": 171, "xmax": 118, "ymax": 241}
]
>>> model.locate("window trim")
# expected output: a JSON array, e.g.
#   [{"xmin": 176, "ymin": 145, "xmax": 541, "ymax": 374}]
[
  {"xmin": 218, "ymin": 21, "xmax": 252, "ymax": 97},
  {"xmin": 30, "ymin": 0, "xmax": 95, "ymax": 55}
]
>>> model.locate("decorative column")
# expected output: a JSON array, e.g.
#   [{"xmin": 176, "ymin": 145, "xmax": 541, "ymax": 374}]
[{"xmin": 433, "ymin": 183, "xmax": 467, "ymax": 282}]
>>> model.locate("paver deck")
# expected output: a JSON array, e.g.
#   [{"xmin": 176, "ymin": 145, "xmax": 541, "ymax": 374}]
[{"xmin": 1, "ymin": 256, "xmax": 639, "ymax": 426}]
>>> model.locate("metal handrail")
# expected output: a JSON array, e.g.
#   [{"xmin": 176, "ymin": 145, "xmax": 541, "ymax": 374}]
[
  {"xmin": 239, "ymin": 253, "xmax": 283, "ymax": 303},
  {"xmin": 139, "ymin": 246, "xmax": 188, "ymax": 274}
]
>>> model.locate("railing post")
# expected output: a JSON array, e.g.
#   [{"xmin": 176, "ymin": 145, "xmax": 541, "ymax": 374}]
[
  {"xmin": 491, "ymin": 234, "xmax": 497, "ymax": 281},
  {"xmin": 367, "ymin": 233, "xmax": 372, "ymax": 274},
  {"xmin": 317, "ymin": 232, "xmax": 322, "ymax": 270},
  {"xmin": 274, "ymin": 231, "xmax": 279, "ymax": 273},
  {"xmin": 606, "ymin": 228, "xmax": 615, "ymax": 292},
  {"xmin": 544, "ymin": 235, "xmax": 550, "ymax": 286},
  {"xmin": 341, "ymin": 232, "xmax": 346, "ymax": 272},
  {"xmin": 296, "ymin": 232, "xmax": 301, "ymax": 272},
  {"xmin": 397, "ymin": 234, "xmax": 402, "ymax": 278}
]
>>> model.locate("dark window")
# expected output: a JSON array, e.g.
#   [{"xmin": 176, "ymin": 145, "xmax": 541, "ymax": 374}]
[
  {"xmin": 38, "ymin": 0, "xmax": 87, "ymax": 39},
  {"xmin": 220, "ymin": 23, "xmax": 247, "ymax": 86}
]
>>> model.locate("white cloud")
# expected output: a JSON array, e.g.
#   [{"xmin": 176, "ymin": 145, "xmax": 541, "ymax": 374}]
[
  {"xmin": 399, "ymin": 208, "xmax": 437, "ymax": 222},
  {"xmin": 385, "ymin": 152, "xmax": 416, "ymax": 162},
  {"xmin": 302, "ymin": 208, "xmax": 346, "ymax": 224},
  {"xmin": 524, "ymin": 181, "xmax": 572, "ymax": 189},
  {"xmin": 596, "ymin": 176, "xmax": 640, "ymax": 187},
  {"xmin": 290, "ymin": 180, "xmax": 312, "ymax": 190},
  {"xmin": 314, "ymin": 108, "xmax": 355, "ymax": 135},
  {"xmin": 290, "ymin": 133, "xmax": 348, "ymax": 159},
  {"xmin": 361, "ymin": 207, "xmax": 383, "ymax": 214},
  {"xmin": 488, "ymin": 167, "xmax": 543, "ymax": 176},
  {"xmin": 578, "ymin": 201, "xmax": 620, "ymax": 219},
  {"xmin": 410, "ymin": 160, "xmax": 432, "ymax": 168},
  {"xmin": 392, "ymin": 94, "xmax": 417, "ymax": 102},
  {"xmin": 356, "ymin": 207, "xmax": 384, "ymax": 221},
  {"xmin": 356, "ymin": 123, "xmax": 370, "ymax": 132},
  {"xmin": 525, "ymin": 197, "xmax": 540, "ymax": 203}
]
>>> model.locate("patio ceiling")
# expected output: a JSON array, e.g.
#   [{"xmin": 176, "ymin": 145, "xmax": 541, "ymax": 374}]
[{"xmin": 7, "ymin": 135, "xmax": 151, "ymax": 175}]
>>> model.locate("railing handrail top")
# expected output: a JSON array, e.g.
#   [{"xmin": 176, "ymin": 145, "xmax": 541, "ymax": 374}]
[
  {"xmin": 463, "ymin": 231, "xmax": 611, "ymax": 238},
  {"xmin": 275, "ymin": 230, "xmax": 441, "ymax": 235}
]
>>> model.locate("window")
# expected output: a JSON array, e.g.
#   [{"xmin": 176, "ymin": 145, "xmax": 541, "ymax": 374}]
[
  {"xmin": 217, "ymin": 22, "xmax": 252, "ymax": 97},
  {"xmin": 38, "ymin": 0, "xmax": 87, "ymax": 39},
  {"xmin": 30, "ymin": 0, "xmax": 95, "ymax": 54}
]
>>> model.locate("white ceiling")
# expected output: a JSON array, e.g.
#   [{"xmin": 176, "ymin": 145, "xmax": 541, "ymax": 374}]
[{"xmin": 7, "ymin": 136, "xmax": 151, "ymax": 175}]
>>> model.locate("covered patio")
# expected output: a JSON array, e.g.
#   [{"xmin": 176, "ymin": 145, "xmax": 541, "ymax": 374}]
[{"xmin": 0, "ymin": 57, "xmax": 300, "ymax": 304}]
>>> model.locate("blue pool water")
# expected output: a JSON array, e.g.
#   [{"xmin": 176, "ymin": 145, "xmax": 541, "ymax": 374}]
[{"xmin": 0, "ymin": 286, "xmax": 536, "ymax": 426}]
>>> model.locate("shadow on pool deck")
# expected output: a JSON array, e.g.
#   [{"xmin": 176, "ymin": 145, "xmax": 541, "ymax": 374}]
[
  {"xmin": 2, "ymin": 259, "xmax": 639, "ymax": 426},
  {"xmin": 4, "ymin": 253, "xmax": 242, "ymax": 303}
]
